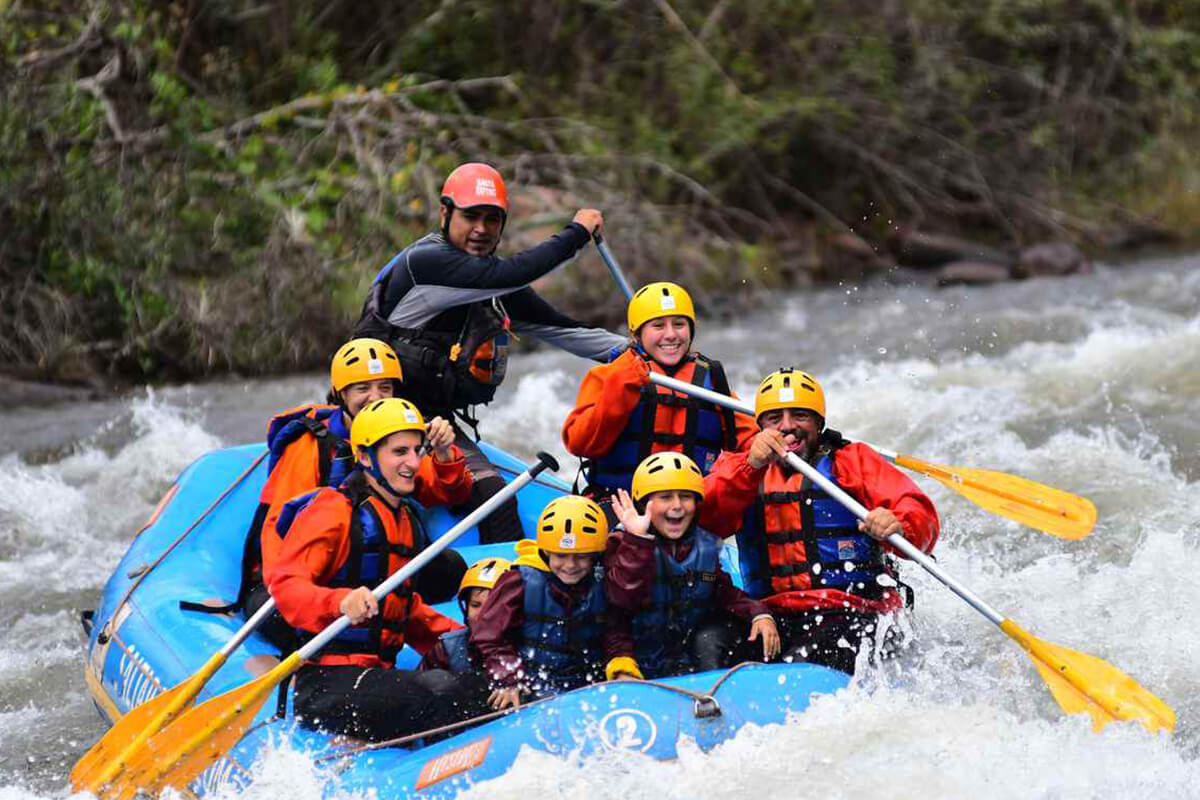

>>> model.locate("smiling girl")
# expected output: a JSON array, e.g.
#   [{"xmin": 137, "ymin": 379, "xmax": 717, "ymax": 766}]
[{"xmin": 562, "ymin": 282, "xmax": 757, "ymax": 515}]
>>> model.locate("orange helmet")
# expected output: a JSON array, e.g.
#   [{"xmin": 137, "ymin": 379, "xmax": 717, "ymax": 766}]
[{"xmin": 440, "ymin": 163, "xmax": 508, "ymax": 212}]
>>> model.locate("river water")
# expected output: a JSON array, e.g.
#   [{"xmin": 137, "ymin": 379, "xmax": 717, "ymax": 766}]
[{"xmin": 1, "ymin": 253, "xmax": 1198, "ymax": 799}]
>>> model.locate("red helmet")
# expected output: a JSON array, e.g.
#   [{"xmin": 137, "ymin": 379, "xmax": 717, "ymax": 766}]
[{"xmin": 440, "ymin": 163, "xmax": 508, "ymax": 212}]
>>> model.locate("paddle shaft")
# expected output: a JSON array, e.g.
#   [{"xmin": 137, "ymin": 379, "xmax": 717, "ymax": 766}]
[
  {"xmin": 298, "ymin": 452, "xmax": 558, "ymax": 659},
  {"xmin": 593, "ymin": 232, "xmax": 634, "ymax": 300}
]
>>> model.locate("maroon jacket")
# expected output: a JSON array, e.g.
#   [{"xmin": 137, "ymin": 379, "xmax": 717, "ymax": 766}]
[
  {"xmin": 604, "ymin": 528, "xmax": 770, "ymax": 660},
  {"xmin": 469, "ymin": 567, "xmax": 621, "ymax": 688}
]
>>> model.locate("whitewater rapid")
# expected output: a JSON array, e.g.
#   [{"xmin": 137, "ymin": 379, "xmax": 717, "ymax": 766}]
[{"xmin": 1, "ymin": 254, "xmax": 1197, "ymax": 799}]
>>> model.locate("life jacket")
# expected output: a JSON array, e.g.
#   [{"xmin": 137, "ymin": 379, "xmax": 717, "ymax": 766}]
[
  {"xmin": 517, "ymin": 564, "xmax": 606, "ymax": 692},
  {"xmin": 439, "ymin": 626, "xmax": 473, "ymax": 675},
  {"xmin": 585, "ymin": 352, "xmax": 738, "ymax": 494},
  {"xmin": 630, "ymin": 527, "xmax": 723, "ymax": 677},
  {"xmin": 736, "ymin": 436, "xmax": 894, "ymax": 602},
  {"xmin": 356, "ymin": 247, "xmax": 510, "ymax": 413},
  {"xmin": 275, "ymin": 471, "xmax": 422, "ymax": 662}
]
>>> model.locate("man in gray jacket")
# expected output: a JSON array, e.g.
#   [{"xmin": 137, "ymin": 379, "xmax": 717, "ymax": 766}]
[{"xmin": 356, "ymin": 162, "xmax": 625, "ymax": 543}]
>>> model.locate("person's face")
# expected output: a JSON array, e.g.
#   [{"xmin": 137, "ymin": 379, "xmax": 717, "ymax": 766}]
[
  {"xmin": 340, "ymin": 379, "xmax": 395, "ymax": 419},
  {"xmin": 464, "ymin": 587, "xmax": 490, "ymax": 626},
  {"xmin": 547, "ymin": 552, "xmax": 597, "ymax": 585},
  {"xmin": 757, "ymin": 408, "xmax": 822, "ymax": 460},
  {"xmin": 645, "ymin": 490, "xmax": 697, "ymax": 540},
  {"xmin": 441, "ymin": 205, "xmax": 504, "ymax": 256},
  {"xmin": 359, "ymin": 430, "xmax": 423, "ymax": 496},
  {"xmin": 637, "ymin": 316, "xmax": 692, "ymax": 367}
]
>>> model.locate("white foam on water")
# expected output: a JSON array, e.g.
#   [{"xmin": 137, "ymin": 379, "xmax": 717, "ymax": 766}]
[
  {"xmin": 474, "ymin": 369, "xmax": 581, "ymax": 470},
  {"xmin": 455, "ymin": 686, "xmax": 1198, "ymax": 799},
  {"xmin": 0, "ymin": 392, "xmax": 221, "ymax": 591}
]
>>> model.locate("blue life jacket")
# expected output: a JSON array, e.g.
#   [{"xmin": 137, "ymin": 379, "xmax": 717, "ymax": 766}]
[
  {"xmin": 631, "ymin": 527, "xmax": 724, "ymax": 677},
  {"xmin": 439, "ymin": 626, "xmax": 473, "ymax": 674},
  {"xmin": 586, "ymin": 351, "xmax": 738, "ymax": 495},
  {"xmin": 736, "ymin": 440, "xmax": 892, "ymax": 601},
  {"xmin": 518, "ymin": 564, "xmax": 606, "ymax": 693},
  {"xmin": 276, "ymin": 472, "xmax": 420, "ymax": 661}
]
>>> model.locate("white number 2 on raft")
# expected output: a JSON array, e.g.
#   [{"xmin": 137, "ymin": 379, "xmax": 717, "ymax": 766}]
[{"xmin": 600, "ymin": 708, "xmax": 657, "ymax": 753}]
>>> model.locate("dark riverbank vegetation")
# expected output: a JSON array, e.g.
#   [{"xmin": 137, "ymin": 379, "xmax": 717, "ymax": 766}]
[{"xmin": 2, "ymin": 0, "xmax": 1197, "ymax": 387}]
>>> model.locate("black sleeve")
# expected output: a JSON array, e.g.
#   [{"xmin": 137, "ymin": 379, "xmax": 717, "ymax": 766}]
[
  {"xmin": 407, "ymin": 223, "xmax": 591, "ymax": 290},
  {"xmin": 501, "ymin": 287, "xmax": 596, "ymax": 329}
]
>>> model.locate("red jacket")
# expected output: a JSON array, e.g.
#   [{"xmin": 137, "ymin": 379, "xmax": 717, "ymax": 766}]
[
  {"xmin": 603, "ymin": 529, "xmax": 770, "ymax": 660},
  {"xmin": 561, "ymin": 348, "xmax": 758, "ymax": 459},
  {"xmin": 267, "ymin": 452, "xmax": 471, "ymax": 668},
  {"xmin": 701, "ymin": 443, "xmax": 939, "ymax": 614}
]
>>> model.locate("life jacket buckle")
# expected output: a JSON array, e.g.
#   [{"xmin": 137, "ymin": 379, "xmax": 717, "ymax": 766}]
[{"xmin": 693, "ymin": 695, "xmax": 721, "ymax": 718}]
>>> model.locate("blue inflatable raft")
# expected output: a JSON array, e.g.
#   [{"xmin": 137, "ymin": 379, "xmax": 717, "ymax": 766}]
[{"xmin": 82, "ymin": 443, "xmax": 850, "ymax": 798}]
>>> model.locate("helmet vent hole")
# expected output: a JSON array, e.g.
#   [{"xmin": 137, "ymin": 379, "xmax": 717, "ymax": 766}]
[
  {"xmin": 564, "ymin": 519, "xmax": 574, "ymax": 533},
  {"xmin": 345, "ymin": 356, "xmax": 361, "ymax": 366}
]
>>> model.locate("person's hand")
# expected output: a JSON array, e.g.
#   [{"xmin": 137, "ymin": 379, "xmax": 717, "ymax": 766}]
[
  {"xmin": 748, "ymin": 615, "xmax": 781, "ymax": 661},
  {"xmin": 746, "ymin": 429, "xmax": 790, "ymax": 469},
  {"xmin": 612, "ymin": 488, "xmax": 652, "ymax": 539},
  {"xmin": 628, "ymin": 352, "xmax": 652, "ymax": 386},
  {"xmin": 858, "ymin": 507, "xmax": 903, "ymax": 541},
  {"xmin": 488, "ymin": 685, "xmax": 525, "ymax": 711},
  {"xmin": 425, "ymin": 416, "xmax": 455, "ymax": 462},
  {"xmin": 572, "ymin": 208, "xmax": 603, "ymax": 236},
  {"xmin": 339, "ymin": 587, "xmax": 378, "ymax": 625}
]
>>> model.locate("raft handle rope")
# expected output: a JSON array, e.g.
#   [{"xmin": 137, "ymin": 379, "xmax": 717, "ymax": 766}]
[
  {"xmin": 313, "ymin": 662, "xmax": 770, "ymax": 763},
  {"xmin": 100, "ymin": 450, "xmax": 268, "ymax": 645}
]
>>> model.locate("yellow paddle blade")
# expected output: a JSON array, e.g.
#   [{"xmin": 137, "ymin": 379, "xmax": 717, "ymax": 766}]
[
  {"xmin": 895, "ymin": 455, "xmax": 1097, "ymax": 539},
  {"xmin": 102, "ymin": 652, "xmax": 303, "ymax": 800},
  {"xmin": 71, "ymin": 654, "xmax": 228, "ymax": 792},
  {"xmin": 1000, "ymin": 620, "xmax": 1176, "ymax": 734}
]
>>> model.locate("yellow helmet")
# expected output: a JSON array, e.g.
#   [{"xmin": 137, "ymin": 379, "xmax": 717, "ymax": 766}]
[
  {"xmin": 349, "ymin": 397, "xmax": 425, "ymax": 453},
  {"xmin": 458, "ymin": 557, "xmax": 512, "ymax": 600},
  {"xmin": 631, "ymin": 452, "xmax": 705, "ymax": 503},
  {"xmin": 536, "ymin": 495, "xmax": 608, "ymax": 554},
  {"xmin": 330, "ymin": 338, "xmax": 403, "ymax": 393},
  {"xmin": 755, "ymin": 368, "xmax": 826, "ymax": 420},
  {"xmin": 627, "ymin": 282, "xmax": 696, "ymax": 333}
]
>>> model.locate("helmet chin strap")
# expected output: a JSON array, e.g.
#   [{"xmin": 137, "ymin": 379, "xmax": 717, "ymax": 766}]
[{"xmin": 366, "ymin": 447, "xmax": 406, "ymax": 498}]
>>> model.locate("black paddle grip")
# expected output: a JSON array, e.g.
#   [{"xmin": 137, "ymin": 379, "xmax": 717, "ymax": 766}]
[{"xmin": 530, "ymin": 451, "xmax": 559, "ymax": 477}]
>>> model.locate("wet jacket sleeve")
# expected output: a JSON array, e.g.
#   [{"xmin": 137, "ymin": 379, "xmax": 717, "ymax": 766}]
[
  {"xmin": 413, "ymin": 446, "xmax": 473, "ymax": 507},
  {"xmin": 833, "ymin": 443, "xmax": 940, "ymax": 556},
  {"xmin": 699, "ymin": 450, "xmax": 766, "ymax": 536},
  {"xmin": 258, "ymin": 435, "xmax": 322, "ymax": 575},
  {"xmin": 469, "ymin": 569, "xmax": 527, "ymax": 687},
  {"xmin": 603, "ymin": 531, "xmax": 657, "ymax": 611},
  {"xmin": 403, "ymin": 596, "xmax": 461, "ymax": 656},
  {"xmin": 266, "ymin": 490, "xmax": 355, "ymax": 632},
  {"xmin": 393, "ymin": 223, "xmax": 592, "ymax": 297},
  {"xmin": 561, "ymin": 349, "xmax": 648, "ymax": 457}
]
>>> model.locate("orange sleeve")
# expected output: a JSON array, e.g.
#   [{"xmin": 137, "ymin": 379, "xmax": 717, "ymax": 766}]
[
  {"xmin": 728, "ymin": 389, "xmax": 760, "ymax": 451},
  {"xmin": 401, "ymin": 594, "xmax": 462, "ymax": 655},
  {"xmin": 258, "ymin": 435, "xmax": 322, "ymax": 575},
  {"xmin": 413, "ymin": 446, "xmax": 473, "ymax": 506},
  {"xmin": 561, "ymin": 349, "xmax": 649, "ymax": 458},
  {"xmin": 833, "ymin": 443, "xmax": 940, "ymax": 556},
  {"xmin": 267, "ymin": 489, "xmax": 355, "ymax": 633},
  {"xmin": 699, "ymin": 450, "xmax": 766, "ymax": 535}
]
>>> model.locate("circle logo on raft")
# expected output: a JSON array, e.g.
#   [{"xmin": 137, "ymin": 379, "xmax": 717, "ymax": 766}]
[{"xmin": 599, "ymin": 708, "xmax": 657, "ymax": 753}]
